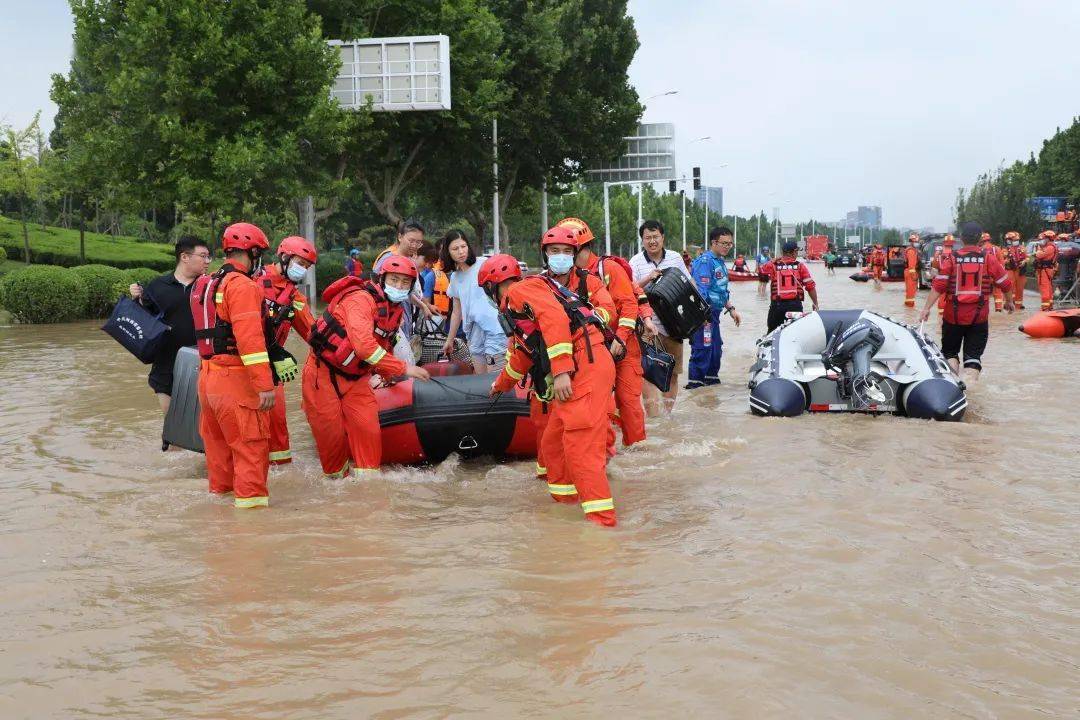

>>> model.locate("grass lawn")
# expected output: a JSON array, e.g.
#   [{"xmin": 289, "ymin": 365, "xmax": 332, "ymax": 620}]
[{"xmin": 0, "ymin": 214, "xmax": 175, "ymax": 271}]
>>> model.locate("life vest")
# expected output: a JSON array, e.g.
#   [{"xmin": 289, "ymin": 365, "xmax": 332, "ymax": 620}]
[
  {"xmin": 733, "ymin": 256, "xmax": 747, "ymax": 271},
  {"xmin": 345, "ymin": 257, "xmax": 364, "ymax": 278},
  {"xmin": 432, "ymin": 267, "xmax": 450, "ymax": 313},
  {"xmin": 307, "ymin": 276, "xmax": 404, "ymax": 379},
  {"xmin": 554, "ymin": 269, "xmax": 615, "ymax": 345},
  {"xmin": 191, "ymin": 265, "xmax": 245, "ymax": 360},
  {"xmin": 1034, "ymin": 243, "xmax": 1058, "ymax": 269},
  {"xmin": 771, "ymin": 260, "xmax": 804, "ymax": 301},
  {"xmin": 257, "ymin": 267, "xmax": 301, "ymax": 347},
  {"xmin": 1004, "ymin": 246, "xmax": 1023, "ymax": 270}
]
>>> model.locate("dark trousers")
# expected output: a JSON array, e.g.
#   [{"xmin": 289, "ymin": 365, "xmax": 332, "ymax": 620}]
[
  {"xmin": 941, "ymin": 321, "xmax": 989, "ymax": 370},
  {"xmin": 767, "ymin": 300, "xmax": 804, "ymax": 333}
]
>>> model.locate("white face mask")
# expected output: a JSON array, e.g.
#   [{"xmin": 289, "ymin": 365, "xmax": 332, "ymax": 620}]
[
  {"xmin": 384, "ymin": 285, "xmax": 410, "ymax": 304},
  {"xmin": 547, "ymin": 254, "xmax": 574, "ymax": 275},
  {"xmin": 286, "ymin": 261, "xmax": 308, "ymax": 284}
]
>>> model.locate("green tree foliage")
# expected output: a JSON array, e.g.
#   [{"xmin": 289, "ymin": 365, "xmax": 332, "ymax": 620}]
[
  {"xmin": 51, "ymin": 0, "xmax": 346, "ymax": 220},
  {"xmin": 0, "ymin": 113, "xmax": 46, "ymax": 263},
  {"xmin": 0, "ymin": 265, "xmax": 89, "ymax": 323}
]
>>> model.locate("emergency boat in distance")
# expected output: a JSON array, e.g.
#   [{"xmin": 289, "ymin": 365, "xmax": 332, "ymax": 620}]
[{"xmin": 748, "ymin": 310, "xmax": 967, "ymax": 421}]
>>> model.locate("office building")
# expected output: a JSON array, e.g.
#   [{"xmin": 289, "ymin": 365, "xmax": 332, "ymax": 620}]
[{"xmin": 695, "ymin": 186, "xmax": 723, "ymax": 216}]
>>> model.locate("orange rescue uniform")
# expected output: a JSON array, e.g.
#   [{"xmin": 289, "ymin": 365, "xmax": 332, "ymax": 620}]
[
  {"xmin": 869, "ymin": 248, "xmax": 886, "ymax": 280},
  {"xmin": 1005, "ymin": 245, "xmax": 1028, "ymax": 308},
  {"xmin": 904, "ymin": 245, "xmax": 919, "ymax": 307},
  {"xmin": 301, "ymin": 287, "xmax": 407, "ymax": 477},
  {"xmin": 494, "ymin": 275, "xmax": 618, "ymax": 526},
  {"xmin": 198, "ymin": 271, "xmax": 275, "ymax": 507},
  {"xmin": 1034, "ymin": 242, "xmax": 1058, "ymax": 310},
  {"xmin": 257, "ymin": 264, "xmax": 316, "ymax": 465}
]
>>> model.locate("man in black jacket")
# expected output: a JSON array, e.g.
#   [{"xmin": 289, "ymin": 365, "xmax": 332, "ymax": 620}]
[{"xmin": 129, "ymin": 236, "xmax": 210, "ymax": 414}]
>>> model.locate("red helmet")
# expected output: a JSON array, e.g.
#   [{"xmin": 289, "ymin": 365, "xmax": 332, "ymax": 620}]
[
  {"xmin": 1039, "ymin": 230, "xmax": 1057, "ymax": 240},
  {"xmin": 477, "ymin": 253, "xmax": 522, "ymax": 296},
  {"xmin": 222, "ymin": 222, "xmax": 269, "ymax": 252},
  {"xmin": 277, "ymin": 236, "xmax": 318, "ymax": 263},
  {"xmin": 555, "ymin": 217, "xmax": 595, "ymax": 247},
  {"xmin": 541, "ymin": 225, "xmax": 580, "ymax": 250},
  {"xmin": 1004, "ymin": 231, "xmax": 1020, "ymax": 240},
  {"xmin": 943, "ymin": 234, "xmax": 955, "ymax": 246},
  {"xmin": 380, "ymin": 255, "xmax": 418, "ymax": 280},
  {"xmin": 908, "ymin": 233, "xmax": 919, "ymax": 242}
]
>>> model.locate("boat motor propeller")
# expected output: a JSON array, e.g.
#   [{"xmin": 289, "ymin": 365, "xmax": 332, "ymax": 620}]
[{"xmin": 821, "ymin": 320, "xmax": 889, "ymax": 409}]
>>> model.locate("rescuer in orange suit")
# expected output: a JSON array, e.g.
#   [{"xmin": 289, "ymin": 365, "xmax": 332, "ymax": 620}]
[
  {"xmin": 932, "ymin": 234, "xmax": 955, "ymax": 314},
  {"xmin": 1003, "ymin": 231, "xmax": 1027, "ymax": 309},
  {"xmin": 302, "ymin": 256, "xmax": 431, "ymax": 478},
  {"xmin": 481, "ymin": 252, "xmax": 619, "ymax": 527},
  {"xmin": 1034, "ymin": 231, "xmax": 1059, "ymax": 310},
  {"xmin": 255, "ymin": 236, "xmax": 318, "ymax": 465},
  {"xmin": 979, "ymin": 232, "xmax": 1007, "ymax": 311},
  {"xmin": 869, "ymin": 244, "xmax": 886, "ymax": 287},
  {"xmin": 557, "ymin": 217, "xmax": 657, "ymax": 449},
  {"xmin": 190, "ymin": 223, "xmax": 277, "ymax": 508},
  {"xmin": 528, "ymin": 225, "xmax": 616, "ymax": 481},
  {"xmin": 904, "ymin": 233, "xmax": 920, "ymax": 307}
]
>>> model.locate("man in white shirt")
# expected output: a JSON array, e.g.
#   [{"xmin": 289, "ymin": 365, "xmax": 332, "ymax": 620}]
[{"xmin": 629, "ymin": 219, "xmax": 694, "ymax": 415}]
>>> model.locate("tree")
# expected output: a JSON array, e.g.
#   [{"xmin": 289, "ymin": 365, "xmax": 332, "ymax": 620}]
[
  {"xmin": 51, "ymin": 0, "xmax": 346, "ymax": 236},
  {"xmin": 0, "ymin": 113, "xmax": 46, "ymax": 264}
]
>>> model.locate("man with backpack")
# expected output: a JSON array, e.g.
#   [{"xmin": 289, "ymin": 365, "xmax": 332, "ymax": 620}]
[
  {"xmin": 758, "ymin": 240, "xmax": 819, "ymax": 333},
  {"xmin": 919, "ymin": 222, "xmax": 1013, "ymax": 383}
]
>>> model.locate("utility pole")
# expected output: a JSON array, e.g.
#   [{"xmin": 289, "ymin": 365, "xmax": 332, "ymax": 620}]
[
  {"xmin": 603, "ymin": 182, "xmax": 611, "ymax": 255},
  {"xmin": 540, "ymin": 179, "xmax": 548, "ymax": 235},
  {"xmin": 492, "ymin": 118, "xmax": 500, "ymax": 252},
  {"xmin": 773, "ymin": 206, "xmax": 780, "ymax": 255},
  {"xmin": 756, "ymin": 212, "xmax": 761, "ymax": 257},
  {"xmin": 681, "ymin": 190, "xmax": 687, "ymax": 250}
]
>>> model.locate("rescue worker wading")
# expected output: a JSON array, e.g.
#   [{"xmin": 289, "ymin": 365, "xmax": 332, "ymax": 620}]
[
  {"xmin": 1003, "ymin": 231, "xmax": 1028, "ymax": 309},
  {"xmin": 302, "ymin": 256, "xmax": 431, "ymax": 479},
  {"xmin": 932, "ymin": 234, "xmax": 956, "ymax": 314},
  {"xmin": 980, "ymin": 232, "xmax": 1007, "ymax": 312},
  {"xmin": 686, "ymin": 227, "xmax": 742, "ymax": 389},
  {"xmin": 868, "ymin": 244, "xmax": 886, "ymax": 287},
  {"xmin": 759, "ymin": 240, "xmax": 820, "ymax": 333},
  {"xmin": 190, "ymin": 222, "xmax": 282, "ymax": 508},
  {"xmin": 254, "ymin": 236, "xmax": 318, "ymax": 465},
  {"xmin": 904, "ymin": 233, "xmax": 921, "ymax": 307},
  {"xmin": 919, "ymin": 222, "xmax": 1013, "ymax": 384},
  {"xmin": 1034, "ymin": 231, "xmax": 1059, "ymax": 310},
  {"xmin": 557, "ymin": 217, "xmax": 657, "ymax": 449},
  {"xmin": 481, "ymin": 252, "xmax": 619, "ymax": 527}
]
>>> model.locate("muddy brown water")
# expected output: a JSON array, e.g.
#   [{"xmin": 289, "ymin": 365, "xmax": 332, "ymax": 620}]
[{"xmin": 1, "ymin": 271, "xmax": 1077, "ymax": 719}]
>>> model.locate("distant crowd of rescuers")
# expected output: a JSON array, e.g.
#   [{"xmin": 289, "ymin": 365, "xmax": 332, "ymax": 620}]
[{"xmin": 130, "ymin": 214, "xmax": 1040, "ymax": 526}]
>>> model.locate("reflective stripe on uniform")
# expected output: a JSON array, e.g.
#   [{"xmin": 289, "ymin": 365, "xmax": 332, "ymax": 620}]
[
  {"xmin": 234, "ymin": 496, "xmax": 269, "ymax": 508},
  {"xmin": 546, "ymin": 342, "xmax": 573, "ymax": 359},
  {"xmin": 269, "ymin": 450, "xmax": 291, "ymax": 462},
  {"xmin": 595, "ymin": 307, "xmax": 610, "ymax": 324},
  {"xmin": 618, "ymin": 317, "xmax": 637, "ymax": 329},
  {"xmin": 241, "ymin": 351, "xmax": 269, "ymax": 365},
  {"xmin": 215, "ymin": 292, "xmax": 224, "ymax": 303},
  {"xmin": 364, "ymin": 347, "xmax": 387, "ymax": 365},
  {"xmin": 292, "ymin": 299, "xmax": 305, "ymax": 310},
  {"xmin": 352, "ymin": 467, "xmax": 378, "ymax": 477},
  {"xmin": 548, "ymin": 483, "xmax": 578, "ymax": 496},
  {"xmin": 324, "ymin": 462, "xmax": 350, "ymax": 480},
  {"xmin": 505, "ymin": 364, "xmax": 525, "ymax": 381},
  {"xmin": 535, "ymin": 462, "xmax": 547, "ymax": 476},
  {"xmin": 581, "ymin": 497, "xmax": 615, "ymax": 514}
]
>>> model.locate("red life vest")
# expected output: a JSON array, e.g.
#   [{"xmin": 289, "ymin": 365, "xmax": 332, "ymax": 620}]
[
  {"xmin": 1034, "ymin": 243, "xmax": 1058, "ymax": 269},
  {"xmin": 950, "ymin": 252, "xmax": 988, "ymax": 305},
  {"xmin": 256, "ymin": 267, "xmax": 301, "ymax": 347},
  {"xmin": 771, "ymin": 260, "xmax": 804, "ymax": 301},
  {"xmin": 733, "ymin": 256, "xmax": 747, "ymax": 271},
  {"xmin": 307, "ymin": 276, "xmax": 403, "ymax": 379},
  {"xmin": 191, "ymin": 265, "xmax": 246, "ymax": 360}
]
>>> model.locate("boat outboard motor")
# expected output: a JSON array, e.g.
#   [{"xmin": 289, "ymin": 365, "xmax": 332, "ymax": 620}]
[{"xmin": 821, "ymin": 320, "xmax": 888, "ymax": 409}]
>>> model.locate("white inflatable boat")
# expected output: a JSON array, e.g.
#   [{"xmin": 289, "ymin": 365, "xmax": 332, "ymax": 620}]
[{"xmin": 748, "ymin": 310, "xmax": 966, "ymax": 421}]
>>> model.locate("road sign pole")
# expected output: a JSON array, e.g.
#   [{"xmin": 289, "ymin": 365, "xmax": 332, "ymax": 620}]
[
  {"xmin": 603, "ymin": 182, "xmax": 611, "ymax": 255},
  {"xmin": 681, "ymin": 190, "xmax": 686, "ymax": 250},
  {"xmin": 492, "ymin": 117, "xmax": 500, "ymax": 253}
]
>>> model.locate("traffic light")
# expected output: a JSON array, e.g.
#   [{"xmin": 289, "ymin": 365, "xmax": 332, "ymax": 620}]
[
  {"xmin": 668, "ymin": 180, "xmax": 677, "ymax": 193},
  {"xmin": 692, "ymin": 166, "xmax": 701, "ymax": 191}
]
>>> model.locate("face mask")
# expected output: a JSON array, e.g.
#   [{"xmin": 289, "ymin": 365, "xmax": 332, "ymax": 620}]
[
  {"xmin": 547, "ymin": 254, "xmax": 574, "ymax": 275},
  {"xmin": 286, "ymin": 262, "xmax": 308, "ymax": 284},
  {"xmin": 384, "ymin": 285, "xmax": 410, "ymax": 304}
]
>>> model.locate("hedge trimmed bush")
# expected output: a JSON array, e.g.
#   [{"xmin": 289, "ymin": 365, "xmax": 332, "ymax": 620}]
[
  {"xmin": 70, "ymin": 264, "xmax": 127, "ymax": 318},
  {"xmin": 0, "ymin": 246, "xmax": 7, "ymax": 262},
  {"xmin": 111, "ymin": 266, "xmax": 163, "ymax": 300},
  {"xmin": 0, "ymin": 265, "xmax": 90, "ymax": 324},
  {"xmin": 0, "ymin": 216, "xmax": 174, "ymax": 271}
]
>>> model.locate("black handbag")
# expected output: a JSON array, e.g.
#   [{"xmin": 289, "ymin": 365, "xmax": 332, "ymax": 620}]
[
  {"xmin": 101, "ymin": 292, "xmax": 170, "ymax": 364},
  {"xmin": 640, "ymin": 335, "xmax": 676, "ymax": 392}
]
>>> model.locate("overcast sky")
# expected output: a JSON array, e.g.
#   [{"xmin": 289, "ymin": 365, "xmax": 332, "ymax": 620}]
[{"xmin": 4, "ymin": 0, "xmax": 1079, "ymax": 230}]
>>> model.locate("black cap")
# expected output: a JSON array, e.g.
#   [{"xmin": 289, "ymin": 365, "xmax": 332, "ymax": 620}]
[
  {"xmin": 782, "ymin": 240, "xmax": 798, "ymax": 254},
  {"xmin": 960, "ymin": 221, "xmax": 982, "ymax": 243}
]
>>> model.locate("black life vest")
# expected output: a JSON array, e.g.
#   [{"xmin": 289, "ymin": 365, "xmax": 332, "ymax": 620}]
[
  {"xmin": 307, "ymin": 277, "xmax": 403, "ymax": 379},
  {"xmin": 257, "ymin": 266, "xmax": 301, "ymax": 347},
  {"xmin": 191, "ymin": 265, "xmax": 244, "ymax": 359}
]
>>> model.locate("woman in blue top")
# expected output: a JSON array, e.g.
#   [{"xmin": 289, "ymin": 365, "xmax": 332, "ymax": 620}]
[{"xmin": 439, "ymin": 230, "xmax": 508, "ymax": 374}]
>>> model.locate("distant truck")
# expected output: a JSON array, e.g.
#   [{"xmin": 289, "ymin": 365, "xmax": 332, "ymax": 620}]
[{"xmin": 804, "ymin": 235, "xmax": 830, "ymax": 260}]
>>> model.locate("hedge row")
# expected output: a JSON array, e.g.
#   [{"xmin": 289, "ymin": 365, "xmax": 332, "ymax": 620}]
[
  {"xmin": 0, "ymin": 263, "xmax": 162, "ymax": 324},
  {"xmin": 0, "ymin": 216, "xmax": 175, "ymax": 271}
]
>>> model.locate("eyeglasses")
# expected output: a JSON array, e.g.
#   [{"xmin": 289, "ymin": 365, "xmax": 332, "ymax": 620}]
[{"xmin": 186, "ymin": 252, "xmax": 212, "ymax": 260}]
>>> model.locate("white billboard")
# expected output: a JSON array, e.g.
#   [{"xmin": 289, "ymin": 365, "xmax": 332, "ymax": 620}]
[
  {"xmin": 330, "ymin": 35, "xmax": 451, "ymax": 112},
  {"xmin": 586, "ymin": 123, "xmax": 676, "ymax": 183}
]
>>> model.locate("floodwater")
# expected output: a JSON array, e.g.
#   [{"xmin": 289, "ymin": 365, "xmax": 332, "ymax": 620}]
[{"xmin": 1, "ymin": 270, "xmax": 1077, "ymax": 719}]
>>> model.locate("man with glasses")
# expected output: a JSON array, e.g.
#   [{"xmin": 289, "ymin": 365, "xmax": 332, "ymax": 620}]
[
  {"xmin": 130, "ymin": 236, "xmax": 211, "ymax": 415},
  {"xmin": 686, "ymin": 227, "xmax": 741, "ymax": 389}
]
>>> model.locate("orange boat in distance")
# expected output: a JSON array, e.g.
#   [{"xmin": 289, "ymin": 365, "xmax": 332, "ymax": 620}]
[{"xmin": 1018, "ymin": 309, "xmax": 1080, "ymax": 338}]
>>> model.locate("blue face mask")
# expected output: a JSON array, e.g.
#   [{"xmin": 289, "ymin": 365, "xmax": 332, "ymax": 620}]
[
  {"xmin": 286, "ymin": 262, "xmax": 308, "ymax": 284},
  {"xmin": 384, "ymin": 285, "xmax": 410, "ymax": 304},
  {"xmin": 547, "ymin": 253, "xmax": 575, "ymax": 275}
]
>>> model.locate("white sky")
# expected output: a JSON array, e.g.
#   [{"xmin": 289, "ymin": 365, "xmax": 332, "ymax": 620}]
[{"xmin": 4, "ymin": 0, "xmax": 1079, "ymax": 230}]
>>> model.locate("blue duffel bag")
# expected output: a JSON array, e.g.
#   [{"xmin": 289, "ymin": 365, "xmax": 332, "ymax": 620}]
[{"xmin": 101, "ymin": 293, "xmax": 170, "ymax": 364}]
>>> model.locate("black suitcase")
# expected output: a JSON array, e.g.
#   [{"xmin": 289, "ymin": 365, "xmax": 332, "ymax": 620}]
[{"xmin": 644, "ymin": 267, "xmax": 709, "ymax": 340}]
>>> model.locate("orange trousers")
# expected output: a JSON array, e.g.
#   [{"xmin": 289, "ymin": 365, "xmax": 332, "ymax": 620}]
[
  {"xmin": 1037, "ymin": 268, "xmax": 1055, "ymax": 310},
  {"xmin": 538, "ymin": 346, "xmax": 617, "ymax": 526},
  {"xmin": 1011, "ymin": 269, "xmax": 1026, "ymax": 307},
  {"xmin": 198, "ymin": 362, "xmax": 271, "ymax": 506},
  {"xmin": 612, "ymin": 337, "xmax": 646, "ymax": 446},
  {"xmin": 530, "ymin": 395, "xmax": 551, "ymax": 479},
  {"xmin": 268, "ymin": 384, "xmax": 291, "ymax": 465},
  {"xmin": 903, "ymin": 268, "xmax": 917, "ymax": 307},
  {"xmin": 301, "ymin": 358, "xmax": 380, "ymax": 478}
]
